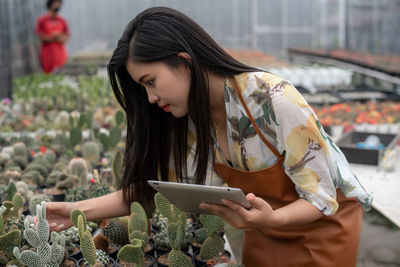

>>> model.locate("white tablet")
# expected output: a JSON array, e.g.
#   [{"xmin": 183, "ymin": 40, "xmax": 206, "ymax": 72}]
[{"xmin": 147, "ymin": 180, "xmax": 251, "ymax": 214}]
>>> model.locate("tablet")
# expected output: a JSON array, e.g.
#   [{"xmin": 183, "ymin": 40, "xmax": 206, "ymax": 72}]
[{"xmin": 147, "ymin": 180, "xmax": 251, "ymax": 214}]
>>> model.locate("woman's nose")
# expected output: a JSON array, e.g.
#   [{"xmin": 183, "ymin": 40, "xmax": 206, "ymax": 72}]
[{"xmin": 146, "ymin": 89, "xmax": 160, "ymax": 104}]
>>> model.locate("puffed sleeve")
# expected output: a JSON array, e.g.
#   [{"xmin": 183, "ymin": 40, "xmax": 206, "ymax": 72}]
[{"xmin": 266, "ymin": 76, "xmax": 339, "ymax": 215}]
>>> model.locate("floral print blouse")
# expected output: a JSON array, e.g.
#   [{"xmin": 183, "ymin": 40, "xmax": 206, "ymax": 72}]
[{"xmin": 171, "ymin": 72, "xmax": 372, "ymax": 216}]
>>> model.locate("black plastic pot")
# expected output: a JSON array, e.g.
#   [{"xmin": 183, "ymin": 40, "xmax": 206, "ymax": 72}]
[
  {"xmin": 116, "ymin": 254, "xmax": 155, "ymax": 267},
  {"xmin": 144, "ymin": 241, "xmax": 155, "ymax": 257},
  {"xmin": 51, "ymin": 192, "xmax": 66, "ymax": 202},
  {"xmin": 76, "ymin": 257, "xmax": 116, "ymax": 267},
  {"xmin": 156, "ymin": 251, "xmax": 193, "ymax": 267},
  {"xmin": 107, "ymin": 242, "xmax": 119, "ymax": 260},
  {"xmin": 193, "ymin": 250, "xmax": 231, "ymax": 267},
  {"xmin": 63, "ymin": 257, "xmax": 77, "ymax": 266},
  {"xmin": 69, "ymin": 243, "xmax": 82, "ymax": 261}
]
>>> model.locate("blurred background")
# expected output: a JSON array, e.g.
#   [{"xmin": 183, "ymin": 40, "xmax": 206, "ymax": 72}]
[{"xmin": 0, "ymin": 1, "xmax": 399, "ymax": 266}]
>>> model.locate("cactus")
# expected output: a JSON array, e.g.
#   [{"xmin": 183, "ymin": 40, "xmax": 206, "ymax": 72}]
[
  {"xmin": 5, "ymin": 181, "xmax": 17, "ymax": 201},
  {"xmin": 25, "ymin": 163, "xmax": 48, "ymax": 178},
  {"xmin": 22, "ymin": 170, "xmax": 45, "ymax": 186},
  {"xmin": 82, "ymin": 141, "xmax": 100, "ymax": 168},
  {"xmin": 13, "ymin": 201, "xmax": 65, "ymax": 266},
  {"xmin": 88, "ymin": 180, "xmax": 111, "ymax": 199},
  {"xmin": 29, "ymin": 195, "xmax": 51, "ymax": 216},
  {"xmin": 15, "ymin": 181, "xmax": 34, "ymax": 203},
  {"xmin": 112, "ymin": 150, "xmax": 122, "ymax": 190},
  {"xmin": 68, "ymin": 157, "xmax": 88, "ymax": 185},
  {"xmin": 198, "ymin": 214, "xmax": 225, "ymax": 261},
  {"xmin": 99, "ymin": 127, "xmax": 122, "ymax": 152},
  {"xmin": 69, "ymin": 127, "xmax": 82, "ymax": 148},
  {"xmin": 83, "ymin": 249, "xmax": 111, "ymax": 267},
  {"xmin": 117, "ymin": 202, "xmax": 150, "ymax": 267},
  {"xmin": 71, "ymin": 208, "xmax": 109, "ymax": 266},
  {"xmin": 93, "ymin": 233, "xmax": 109, "ymax": 252},
  {"xmin": 65, "ymin": 186, "xmax": 88, "ymax": 202},
  {"xmin": 55, "ymin": 173, "xmax": 78, "ymax": 190},
  {"xmin": 0, "ymin": 229, "xmax": 21, "ymax": 260},
  {"xmin": 103, "ymin": 220, "xmax": 129, "ymax": 246},
  {"xmin": 154, "ymin": 193, "xmax": 192, "ymax": 267},
  {"xmin": 128, "ymin": 202, "xmax": 149, "ymax": 234},
  {"xmin": 12, "ymin": 142, "xmax": 27, "ymax": 159}
]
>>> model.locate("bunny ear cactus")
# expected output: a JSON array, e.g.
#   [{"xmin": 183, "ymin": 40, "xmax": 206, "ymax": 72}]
[
  {"xmin": 117, "ymin": 238, "xmax": 145, "ymax": 266},
  {"xmin": 112, "ymin": 150, "xmax": 122, "ymax": 190},
  {"xmin": 13, "ymin": 201, "xmax": 65, "ymax": 266},
  {"xmin": 154, "ymin": 193, "xmax": 193, "ymax": 267},
  {"xmin": 128, "ymin": 202, "xmax": 148, "ymax": 234},
  {"xmin": 103, "ymin": 220, "xmax": 129, "ymax": 246},
  {"xmin": 70, "ymin": 209, "xmax": 99, "ymax": 266},
  {"xmin": 0, "ymin": 229, "xmax": 21, "ymax": 260},
  {"xmin": 198, "ymin": 214, "xmax": 225, "ymax": 261}
]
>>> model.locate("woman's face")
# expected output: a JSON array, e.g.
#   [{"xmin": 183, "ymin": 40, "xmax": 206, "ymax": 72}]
[{"xmin": 126, "ymin": 59, "xmax": 191, "ymax": 118}]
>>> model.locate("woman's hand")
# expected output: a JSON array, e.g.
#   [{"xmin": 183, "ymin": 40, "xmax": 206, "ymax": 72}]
[
  {"xmin": 199, "ymin": 193, "xmax": 281, "ymax": 229},
  {"xmin": 46, "ymin": 201, "xmax": 76, "ymax": 232}
]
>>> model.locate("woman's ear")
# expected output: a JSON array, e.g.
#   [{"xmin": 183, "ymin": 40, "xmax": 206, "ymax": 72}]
[{"xmin": 177, "ymin": 52, "xmax": 192, "ymax": 66}]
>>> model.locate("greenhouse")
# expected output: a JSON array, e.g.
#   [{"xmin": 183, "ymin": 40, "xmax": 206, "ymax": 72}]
[{"xmin": 0, "ymin": 0, "xmax": 399, "ymax": 266}]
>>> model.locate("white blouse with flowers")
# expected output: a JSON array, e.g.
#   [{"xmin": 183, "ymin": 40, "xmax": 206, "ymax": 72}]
[{"xmin": 169, "ymin": 71, "xmax": 372, "ymax": 216}]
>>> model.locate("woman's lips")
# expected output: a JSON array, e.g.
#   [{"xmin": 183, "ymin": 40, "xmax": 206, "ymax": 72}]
[{"xmin": 161, "ymin": 105, "xmax": 169, "ymax": 112}]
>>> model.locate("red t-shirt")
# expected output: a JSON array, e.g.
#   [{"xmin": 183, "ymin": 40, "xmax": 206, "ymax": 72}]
[{"xmin": 36, "ymin": 14, "xmax": 69, "ymax": 73}]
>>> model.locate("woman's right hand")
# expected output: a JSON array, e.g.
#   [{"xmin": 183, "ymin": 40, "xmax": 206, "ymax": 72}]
[{"xmin": 46, "ymin": 201, "xmax": 76, "ymax": 232}]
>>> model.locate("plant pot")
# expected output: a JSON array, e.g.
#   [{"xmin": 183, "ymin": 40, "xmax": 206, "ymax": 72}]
[
  {"xmin": 107, "ymin": 242, "xmax": 119, "ymax": 260},
  {"xmin": 156, "ymin": 251, "xmax": 193, "ymax": 267},
  {"xmin": 76, "ymin": 257, "xmax": 116, "ymax": 267},
  {"xmin": 154, "ymin": 244, "xmax": 171, "ymax": 258},
  {"xmin": 117, "ymin": 254, "xmax": 155, "ymax": 267},
  {"xmin": 62, "ymin": 257, "xmax": 77, "ymax": 267},
  {"xmin": 144, "ymin": 241, "xmax": 155, "ymax": 257},
  {"xmin": 193, "ymin": 250, "xmax": 231, "ymax": 267},
  {"xmin": 52, "ymin": 192, "xmax": 66, "ymax": 202},
  {"xmin": 69, "ymin": 243, "xmax": 82, "ymax": 261}
]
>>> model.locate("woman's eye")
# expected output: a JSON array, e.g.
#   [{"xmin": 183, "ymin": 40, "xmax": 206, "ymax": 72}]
[{"xmin": 146, "ymin": 80, "xmax": 154, "ymax": 86}]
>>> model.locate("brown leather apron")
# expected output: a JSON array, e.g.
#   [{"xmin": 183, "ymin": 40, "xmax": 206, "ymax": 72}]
[{"xmin": 212, "ymin": 77, "xmax": 362, "ymax": 267}]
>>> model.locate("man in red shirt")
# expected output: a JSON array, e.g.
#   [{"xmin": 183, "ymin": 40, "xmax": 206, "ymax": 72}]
[{"xmin": 36, "ymin": 0, "xmax": 70, "ymax": 73}]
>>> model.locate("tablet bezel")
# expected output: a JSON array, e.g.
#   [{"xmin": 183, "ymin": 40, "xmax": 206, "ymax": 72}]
[{"xmin": 147, "ymin": 180, "xmax": 251, "ymax": 214}]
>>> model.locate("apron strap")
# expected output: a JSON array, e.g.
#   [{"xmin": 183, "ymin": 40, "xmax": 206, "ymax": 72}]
[{"xmin": 229, "ymin": 76, "xmax": 282, "ymax": 159}]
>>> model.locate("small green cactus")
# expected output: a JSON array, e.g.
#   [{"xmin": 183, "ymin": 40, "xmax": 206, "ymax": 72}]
[
  {"xmin": 82, "ymin": 141, "xmax": 100, "ymax": 168},
  {"xmin": 25, "ymin": 163, "xmax": 48, "ymax": 177},
  {"xmin": 103, "ymin": 220, "xmax": 129, "ymax": 246},
  {"xmin": 68, "ymin": 157, "xmax": 88, "ymax": 185},
  {"xmin": 112, "ymin": 150, "xmax": 123, "ymax": 190},
  {"xmin": 117, "ymin": 238, "xmax": 144, "ymax": 266},
  {"xmin": 0, "ymin": 229, "xmax": 22, "ymax": 260},
  {"xmin": 154, "ymin": 193, "xmax": 192, "ymax": 267},
  {"xmin": 198, "ymin": 214, "xmax": 225, "ymax": 261},
  {"xmin": 12, "ymin": 142, "xmax": 27, "ymax": 158}
]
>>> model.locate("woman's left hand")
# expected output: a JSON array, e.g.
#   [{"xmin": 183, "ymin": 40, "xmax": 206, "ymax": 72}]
[{"xmin": 199, "ymin": 193, "xmax": 281, "ymax": 229}]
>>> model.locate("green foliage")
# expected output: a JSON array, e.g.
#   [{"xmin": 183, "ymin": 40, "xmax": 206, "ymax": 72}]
[
  {"xmin": 99, "ymin": 127, "xmax": 122, "ymax": 152},
  {"xmin": 5, "ymin": 181, "xmax": 17, "ymax": 201},
  {"xmin": 64, "ymin": 186, "xmax": 88, "ymax": 202},
  {"xmin": 88, "ymin": 181, "xmax": 111, "ymax": 199},
  {"xmin": 25, "ymin": 163, "xmax": 48, "ymax": 177},
  {"xmin": 112, "ymin": 150, "xmax": 123, "ymax": 190},
  {"xmin": 115, "ymin": 110, "xmax": 125, "ymax": 126},
  {"xmin": 128, "ymin": 202, "xmax": 148, "ymax": 234}
]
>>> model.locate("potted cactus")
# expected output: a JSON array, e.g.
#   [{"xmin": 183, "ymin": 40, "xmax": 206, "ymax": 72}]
[
  {"xmin": 12, "ymin": 201, "xmax": 67, "ymax": 267},
  {"xmin": 193, "ymin": 214, "xmax": 231, "ymax": 266},
  {"xmin": 116, "ymin": 202, "xmax": 155, "ymax": 267},
  {"xmin": 153, "ymin": 193, "xmax": 193, "ymax": 267},
  {"xmin": 70, "ymin": 209, "xmax": 114, "ymax": 266}
]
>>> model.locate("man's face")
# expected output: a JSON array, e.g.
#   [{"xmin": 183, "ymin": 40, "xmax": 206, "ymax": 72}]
[{"xmin": 50, "ymin": 1, "xmax": 62, "ymax": 13}]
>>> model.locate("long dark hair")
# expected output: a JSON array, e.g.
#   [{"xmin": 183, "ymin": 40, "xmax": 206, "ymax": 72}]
[{"xmin": 107, "ymin": 7, "xmax": 260, "ymax": 210}]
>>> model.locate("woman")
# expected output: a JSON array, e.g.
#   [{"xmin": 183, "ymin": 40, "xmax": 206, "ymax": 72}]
[{"xmin": 47, "ymin": 7, "xmax": 372, "ymax": 266}]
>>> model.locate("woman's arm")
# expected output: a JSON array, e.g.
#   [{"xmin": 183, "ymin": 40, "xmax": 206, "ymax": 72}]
[{"xmin": 47, "ymin": 190, "xmax": 130, "ymax": 232}]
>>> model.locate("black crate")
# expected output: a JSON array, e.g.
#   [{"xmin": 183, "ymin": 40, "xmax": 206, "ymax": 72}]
[{"xmin": 336, "ymin": 131, "xmax": 397, "ymax": 165}]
